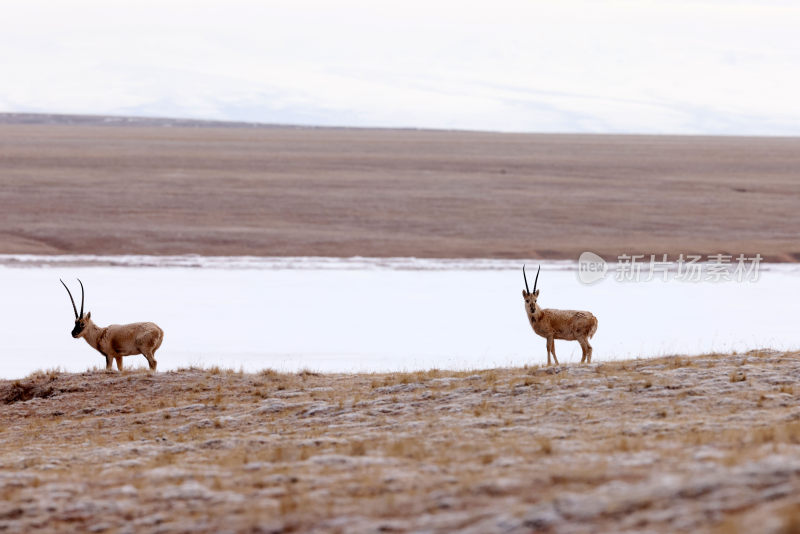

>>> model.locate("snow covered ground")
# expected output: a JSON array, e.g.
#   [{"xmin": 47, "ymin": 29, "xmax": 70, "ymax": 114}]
[{"xmin": 1, "ymin": 256, "xmax": 797, "ymax": 378}]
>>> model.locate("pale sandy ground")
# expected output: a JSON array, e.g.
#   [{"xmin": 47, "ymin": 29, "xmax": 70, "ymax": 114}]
[
  {"xmin": 2, "ymin": 351, "xmax": 800, "ymax": 533},
  {"xmin": 2, "ymin": 115, "xmax": 800, "ymax": 261}
]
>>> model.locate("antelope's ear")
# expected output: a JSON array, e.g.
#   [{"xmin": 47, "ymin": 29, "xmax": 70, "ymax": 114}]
[
  {"xmin": 534, "ymin": 289, "xmax": 540, "ymax": 297},
  {"xmin": 521, "ymin": 289, "xmax": 529, "ymax": 298},
  {"xmin": 85, "ymin": 311, "xmax": 91, "ymax": 319}
]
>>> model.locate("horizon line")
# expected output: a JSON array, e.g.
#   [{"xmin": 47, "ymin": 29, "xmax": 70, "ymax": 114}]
[{"xmin": 2, "ymin": 111, "xmax": 799, "ymax": 140}]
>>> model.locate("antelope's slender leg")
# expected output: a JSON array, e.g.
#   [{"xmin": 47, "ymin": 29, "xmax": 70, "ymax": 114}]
[
  {"xmin": 115, "ymin": 355, "xmax": 123, "ymax": 371},
  {"xmin": 586, "ymin": 341, "xmax": 593, "ymax": 363},
  {"xmin": 549, "ymin": 338, "xmax": 559, "ymax": 366},
  {"xmin": 104, "ymin": 354, "xmax": 113, "ymax": 370},
  {"xmin": 142, "ymin": 351, "xmax": 157, "ymax": 371},
  {"xmin": 578, "ymin": 338, "xmax": 589, "ymax": 364}
]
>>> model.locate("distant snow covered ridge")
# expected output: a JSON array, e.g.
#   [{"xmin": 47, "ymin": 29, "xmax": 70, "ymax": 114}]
[{"xmin": 0, "ymin": 255, "xmax": 578, "ymax": 271}]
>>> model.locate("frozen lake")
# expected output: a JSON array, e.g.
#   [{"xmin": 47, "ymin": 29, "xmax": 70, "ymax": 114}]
[{"xmin": 1, "ymin": 256, "xmax": 798, "ymax": 379}]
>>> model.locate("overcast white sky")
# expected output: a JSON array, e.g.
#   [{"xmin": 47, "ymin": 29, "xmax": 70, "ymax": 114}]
[{"xmin": 1, "ymin": 1, "xmax": 799, "ymax": 134}]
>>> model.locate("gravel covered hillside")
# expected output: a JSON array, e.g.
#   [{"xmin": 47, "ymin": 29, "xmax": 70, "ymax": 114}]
[{"xmin": 2, "ymin": 351, "xmax": 800, "ymax": 533}]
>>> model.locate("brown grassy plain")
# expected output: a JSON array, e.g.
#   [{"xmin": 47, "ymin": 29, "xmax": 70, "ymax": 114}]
[
  {"xmin": 1, "ymin": 115, "xmax": 799, "ymax": 260},
  {"xmin": 2, "ymin": 351, "xmax": 800, "ymax": 533}
]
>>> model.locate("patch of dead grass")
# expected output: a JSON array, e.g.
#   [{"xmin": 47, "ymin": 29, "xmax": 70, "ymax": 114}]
[{"xmin": 3, "ymin": 352, "xmax": 800, "ymax": 532}]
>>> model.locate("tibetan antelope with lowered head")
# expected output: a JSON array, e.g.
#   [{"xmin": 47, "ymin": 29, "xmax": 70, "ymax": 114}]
[
  {"xmin": 522, "ymin": 265, "xmax": 598, "ymax": 365},
  {"xmin": 60, "ymin": 279, "xmax": 164, "ymax": 371}
]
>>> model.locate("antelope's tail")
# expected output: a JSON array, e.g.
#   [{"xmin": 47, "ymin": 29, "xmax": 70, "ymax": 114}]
[{"xmin": 589, "ymin": 316, "xmax": 598, "ymax": 339}]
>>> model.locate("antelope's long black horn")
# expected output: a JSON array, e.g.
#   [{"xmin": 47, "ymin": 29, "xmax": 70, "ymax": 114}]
[
  {"xmin": 78, "ymin": 278, "xmax": 85, "ymax": 318},
  {"xmin": 533, "ymin": 265, "xmax": 541, "ymax": 293},
  {"xmin": 523, "ymin": 265, "xmax": 530, "ymax": 294},
  {"xmin": 60, "ymin": 279, "xmax": 78, "ymax": 318}
]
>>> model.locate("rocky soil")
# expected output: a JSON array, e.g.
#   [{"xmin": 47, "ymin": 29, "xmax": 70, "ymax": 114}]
[{"xmin": 2, "ymin": 351, "xmax": 800, "ymax": 533}]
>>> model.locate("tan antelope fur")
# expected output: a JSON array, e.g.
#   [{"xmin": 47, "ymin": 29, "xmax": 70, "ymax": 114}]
[
  {"xmin": 522, "ymin": 265, "xmax": 598, "ymax": 365},
  {"xmin": 60, "ymin": 279, "xmax": 164, "ymax": 371}
]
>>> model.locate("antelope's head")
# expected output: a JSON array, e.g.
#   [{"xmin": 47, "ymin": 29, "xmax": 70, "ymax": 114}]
[
  {"xmin": 60, "ymin": 279, "xmax": 91, "ymax": 338},
  {"xmin": 521, "ymin": 264, "xmax": 541, "ymax": 314}
]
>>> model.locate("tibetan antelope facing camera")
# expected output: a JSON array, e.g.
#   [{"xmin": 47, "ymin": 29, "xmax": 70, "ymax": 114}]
[
  {"xmin": 60, "ymin": 279, "xmax": 164, "ymax": 371},
  {"xmin": 522, "ymin": 265, "xmax": 598, "ymax": 365}
]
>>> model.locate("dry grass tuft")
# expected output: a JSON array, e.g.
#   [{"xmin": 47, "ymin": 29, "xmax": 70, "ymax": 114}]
[{"xmin": 730, "ymin": 370, "xmax": 747, "ymax": 383}]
